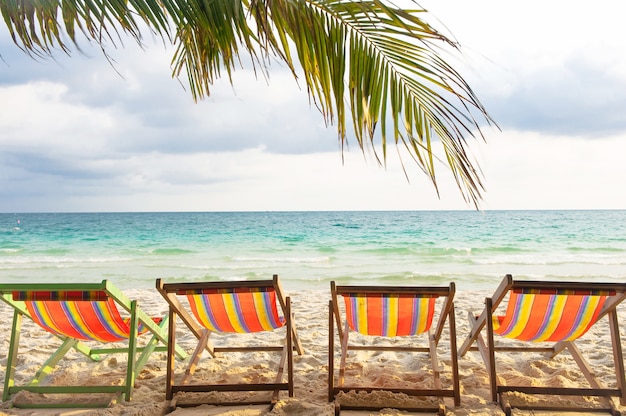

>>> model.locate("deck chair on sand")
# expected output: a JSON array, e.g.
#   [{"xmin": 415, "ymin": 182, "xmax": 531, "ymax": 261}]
[
  {"xmin": 459, "ymin": 274, "xmax": 626, "ymax": 415},
  {"xmin": 328, "ymin": 281, "xmax": 460, "ymax": 415},
  {"xmin": 0, "ymin": 280, "xmax": 185, "ymax": 408},
  {"xmin": 156, "ymin": 275, "xmax": 304, "ymax": 409}
]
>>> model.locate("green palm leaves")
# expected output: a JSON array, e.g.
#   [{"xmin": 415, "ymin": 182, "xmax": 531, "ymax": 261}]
[{"xmin": 1, "ymin": 0, "xmax": 495, "ymax": 206}]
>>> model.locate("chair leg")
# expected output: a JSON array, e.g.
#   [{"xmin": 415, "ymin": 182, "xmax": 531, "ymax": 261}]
[
  {"xmin": 166, "ymin": 308, "xmax": 176, "ymax": 401},
  {"xmin": 428, "ymin": 331, "xmax": 445, "ymax": 413},
  {"xmin": 181, "ymin": 329, "xmax": 210, "ymax": 386},
  {"xmin": 124, "ymin": 300, "xmax": 139, "ymax": 401},
  {"xmin": 272, "ymin": 344, "xmax": 289, "ymax": 405},
  {"xmin": 328, "ymin": 300, "xmax": 335, "ymax": 402},
  {"xmin": 31, "ymin": 337, "xmax": 79, "ymax": 386},
  {"xmin": 467, "ymin": 311, "xmax": 494, "ymax": 400},
  {"xmin": 428, "ymin": 330, "xmax": 442, "ymax": 391},
  {"xmin": 338, "ymin": 321, "xmax": 350, "ymax": 389},
  {"xmin": 448, "ymin": 303, "xmax": 460, "ymax": 407},
  {"xmin": 608, "ymin": 310, "xmax": 626, "ymax": 406},
  {"xmin": 485, "ymin": 297, "xmax": 498, "ymax": 403},
  {"xmin": 3, "ymin": 310, "xmax": 22, "ymax": 401},
  {"xmin": 135, "ymin": 315, "xmax": 168, "ymax": 374},
  {"xmin": 273, "ymin": 308, "xmax": 292, "ymax": 404},
  {"xmin": 286, "ymin": 297, "xmax": 294, "ymax": 397}
]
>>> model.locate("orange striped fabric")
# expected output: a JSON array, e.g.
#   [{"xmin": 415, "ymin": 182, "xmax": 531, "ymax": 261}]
[
  {"xmin": 343, "ymin": 293, "xmax": 437, "ymax": 337},
  {"xmin": 24, "ymin": 298, "xmax": 151, "ymax": 342},
  {"xmin": 493, "ymin": 290, "xmax": 609, "ymax": 342},
  {"xmin": 186, "ymin": 289, "xmax": 284, "ymax": 333}
]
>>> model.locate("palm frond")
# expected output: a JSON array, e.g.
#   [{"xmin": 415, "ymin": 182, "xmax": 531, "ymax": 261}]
[{"xmin": 0, "ymin": 0, "xmax": 497, "ymax": 206}]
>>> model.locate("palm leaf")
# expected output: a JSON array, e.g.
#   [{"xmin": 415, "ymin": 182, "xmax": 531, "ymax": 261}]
[{"xmin": 0, "ymin": 0, "xmax": 497, "ymax": 206}]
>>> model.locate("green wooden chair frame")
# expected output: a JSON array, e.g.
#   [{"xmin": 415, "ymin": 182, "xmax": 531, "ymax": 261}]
[{"xmin": 0, "ymin": 280, "xmax": 187, "ymax": 408}]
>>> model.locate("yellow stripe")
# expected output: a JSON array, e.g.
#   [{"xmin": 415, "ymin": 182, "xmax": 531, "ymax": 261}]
[
  {"xmin": 492, "ymin": 316, "xmax": 501, "ymax": 332},
  {"xmin": 506, "ymin": 294, "xmax": 535, "ymax": 339},
  {"xmin": 567, "ymin": 296, "xmax": 601, "ymax": 341},
  {"xmin": 66, "ymin": 302, "xmax": 92, "ymax": 338},
  {"xmin": 356, "ymin": 297, "xmax": 368, "ymax": 334},
  {"xmin": 98, "ymin": 301, "xmax": 128, "ymax": 339},
  {"xmin": 223, "ymin": 294, "xmax": 246, "ymax": 333},
  {"xmin": 386, "ymin": 297, "xmax": 398, "ymax": 337},
  {"xmin": 196, "ymin": 296, "xmax": 218, "ymax": 332},
  {"xmin": 416, "ymin": 298, "xmax": 429, "ymax": 333},
  {"xmin": 253, "ymin": 292, "xmax": 272, "ymax": 331},
  {"xmin": 34, "ymin": 302, "xmax": 59, "ymax": 332}
]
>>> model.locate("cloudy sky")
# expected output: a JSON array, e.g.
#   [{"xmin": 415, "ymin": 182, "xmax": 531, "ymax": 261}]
[{"xmin": 1, "ymin": 0, "xmax": 626, "ymax": 213}]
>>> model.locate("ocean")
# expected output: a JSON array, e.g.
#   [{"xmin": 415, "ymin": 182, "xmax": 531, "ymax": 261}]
[{"xmin": 1, "ymin": 210, "xmax": 625, "ymax": 292}]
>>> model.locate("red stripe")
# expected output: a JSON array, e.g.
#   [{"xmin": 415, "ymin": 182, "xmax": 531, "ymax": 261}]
[{"xmin": 366, "ymin": 297, "xmax": 383, "ymax": 335}]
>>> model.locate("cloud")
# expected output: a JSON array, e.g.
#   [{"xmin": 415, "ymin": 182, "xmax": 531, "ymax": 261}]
[
  {"xmin": 421, "ymin": 0, "xmax": 626, "ymax": 137},
  {"xmin": 2, "ymin": 1, "xmax": 626, "ymax": 212},
  {"xmin": 473, "ymin": 130, "xmax": 626, "ymax": 210},
  {"xmin": 0, "ymin": 31, "xmax": 340, "ymax": 157},
  {"xmin": 478, "ymin": 54, "xmax": 626, "ymax": 136},
  {"xmin": 0, "ymin": 146, "xmax": 466, "ymax": 212}
]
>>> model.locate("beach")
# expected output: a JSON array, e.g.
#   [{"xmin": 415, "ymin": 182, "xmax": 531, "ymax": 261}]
[
  {"xmin": 2, "ymin": 210, "xmax": 626, "ymax": 414},
  {"xmin": 1, "ymin": 287, "xmax": 625, "ymax": 416}
]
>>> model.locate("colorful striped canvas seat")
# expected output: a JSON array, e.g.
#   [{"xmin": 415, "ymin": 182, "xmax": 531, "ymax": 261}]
[
  {"xmin": 329, "ymin": 282, "xmax": 460, "ymax": 414},
  {"xmin": 459, "ymin": 274, "xmax": 626, "ymax": 415},
  {"xmin": 0, "ymin": 280, "xmax": 185, "ymax": 408},
  {"xmin": 342, "ymin": 292, "xmax": 437, "ymax": 337},
  {"xmin": 185, "ymin": 288, "xmax": 285, "ymax": 333},
  {"xmin": 493, "ymin": 289, "xmax": 612, "ymax": 342},
  {"xmin": 20, "ymin": 296, "xmax": 155, "ymax": 342},
  {"xmin": 156, "ymin": 275, "xmax": 304, "ymax": 409}
]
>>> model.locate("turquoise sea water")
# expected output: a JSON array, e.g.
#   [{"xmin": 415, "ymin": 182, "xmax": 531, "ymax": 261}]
[{"xmin": 1, "ymin": 210, "xmax": 625, "ymax": 291}]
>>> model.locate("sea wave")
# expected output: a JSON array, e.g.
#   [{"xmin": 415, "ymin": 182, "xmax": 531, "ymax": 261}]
[
  {"xmin": 568, "ymin": 246, "xmax": 626, "ymax": 253},
  {"xmin": 359, "ymin": 246, "xmax": 474, "ymax": 256},
  {"xmin": 471, "ymin": 253, "xmax": 626, "ymax": 266},
  {"xmin": 332, "ymin": 223, "xmax": 361, "ymax": 229},
  {"xmin": 0, "ymin": 256, "xmax": 134, "ymax": 265},
  {"xmin": 33, "ymin": 248, "xmax": 71, "ymax": 255},
  {"xmin": 230, "ymin": 255, "xmax": 331, "ymax": 264},
  {"xmin": 0, "ymin": 248, "xmax": 23, "ymax": 254},
  {"xmin": 150, "ymin": 248, "xmax": 195, "ymax": 255},
  {"xmin": 281, "ymin": 271, "xmax": 507, "ymax": 291},
  {"xmin": 3, "ymin": 210, "xmax": 626, "ymax": 291}
]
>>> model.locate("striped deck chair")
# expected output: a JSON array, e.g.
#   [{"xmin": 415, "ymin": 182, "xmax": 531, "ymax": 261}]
[
  {"xmin": 459, "ymin": 274, "xmax": 626, "ymax": 416},
  {"xmin": 0, "ymin": 280, "xmax": 186, "ymax": 408},
  {"xmin": 156, "ymin": 275, "xmax": 304, "ymax": 409},
  {"xmin": 328, "ymin": 282, "xmax": 460, "ymax": 415}
]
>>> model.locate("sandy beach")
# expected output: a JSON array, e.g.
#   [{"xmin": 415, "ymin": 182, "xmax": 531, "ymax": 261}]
[{"xmin": 1, "ymin": 288, "xmax": 625, "ymax": 416}]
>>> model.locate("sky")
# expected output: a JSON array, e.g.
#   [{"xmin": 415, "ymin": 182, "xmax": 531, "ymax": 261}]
[{"xmin": 1, "ymin": 0, "xmax": 626, "ymax": 212}]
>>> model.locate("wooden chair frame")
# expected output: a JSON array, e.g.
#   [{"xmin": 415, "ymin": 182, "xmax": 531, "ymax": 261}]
[
  {"xmin": 156, "ymin": 274, "xmax": 304, "ymax": 409},
  {"xmin": 459, "ymin": 274, "xmax": 626, "ymax": 415},
  {"xmin": 328, "ymin": 281, "xmax": 460, "ymax": 415},
  {"xmin": 0, "ymin": 280, "xmax": 186, "ymax": 408}
]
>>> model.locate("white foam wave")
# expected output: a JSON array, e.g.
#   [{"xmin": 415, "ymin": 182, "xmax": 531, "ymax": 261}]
[
  {"xmin": 0, "ymin": 248, "xmax": 22, "ymax": 254},
  {"xmin": 0, "ymin": 256, "xmax": 133, "ymax": 265},
  {"xmin": 471, "ymin": 253, "xmax": 626, "ymax": 266},
  {"xmin": 230, "ymin": 256, "xmax": 330, "ymax": 264}
]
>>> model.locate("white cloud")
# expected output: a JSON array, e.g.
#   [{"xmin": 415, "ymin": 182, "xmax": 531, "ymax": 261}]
[
  {"xmin": 0, "ymin": 82, "xmax": 118, "ymax": 154},
  {"xmin": 1, "ymin": 1, "xmax": 626, "ymax": 212},
  {"xmin": 473, "ymin": 130, "xmax": 626, "ymax": 210}
]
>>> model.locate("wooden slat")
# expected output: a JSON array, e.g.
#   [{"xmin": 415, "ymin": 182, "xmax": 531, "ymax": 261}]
[
  {"xmin": 172, "ymin": 383, "xmax": 289, "ymax": 393},
  {"xmin": 159, "ymin": 279, "xmax": 275, "ymax": 293}
]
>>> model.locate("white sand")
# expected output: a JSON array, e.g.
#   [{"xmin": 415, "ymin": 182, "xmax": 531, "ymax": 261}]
[{"xmin": 0, "ymin": 288, "xmax": 624, "ymax": 416}]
